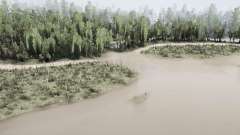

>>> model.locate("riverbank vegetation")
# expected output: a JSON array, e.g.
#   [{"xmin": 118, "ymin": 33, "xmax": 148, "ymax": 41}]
[
  {"xmin": 0, "ymin": 62, "xmax": 136, "ymax": 120},
  {"xmin": 0, "ymin": 1, "xmax": 240, "ymax": 61},
  {"xmin": 142, "ymin": 44, "xmax": 240, "ymax": 58}
]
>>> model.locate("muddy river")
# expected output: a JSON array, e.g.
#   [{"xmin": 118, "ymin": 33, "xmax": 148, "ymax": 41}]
[{"xmin": 1, "ymin": 45, "xmax": 240, "ymax": 135}]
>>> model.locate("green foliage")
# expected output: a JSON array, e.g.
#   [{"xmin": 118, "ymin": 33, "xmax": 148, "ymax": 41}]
[
  {"xmin": 0, "ymin": 62, "xmax": 136, "ymax": 120},
  {"xmin": 25, "ymin": 28, "xmax": 43, "ymax": 56},
  {"xmin": 228, "ymin": 7, "xmax": 240, "ymax": 42},
  {"xmin": 0, "ymin": 1, "xmax": 112, "ymax": 61},
  {"xmin": 71, "ymin": 33, "xmax": 82, "ymax": 58},
  {"xmin": 143, "ymin": 44, "xmax": 240, "ymax": 58},
  {"xmin": 0, "ymin": 1, "xmax": 240, "ymax": 61},
  {"xmin": 96, "ymin": 28, "xmax": 112, "ymax": 56}
]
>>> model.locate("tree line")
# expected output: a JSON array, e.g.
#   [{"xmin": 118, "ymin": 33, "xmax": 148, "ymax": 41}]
[{"xmin": 0, "ymin": 0, "xmax": 240, "ymax": 61}]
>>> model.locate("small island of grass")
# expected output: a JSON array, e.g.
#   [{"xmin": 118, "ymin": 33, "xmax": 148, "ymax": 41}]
[
  {"xmin": 0, "ymin": 62, "xmax": 136, "ymax": 120},
  {"xmin": 142, "ymin": 44, "xmax": 240, "ymax": 58}
]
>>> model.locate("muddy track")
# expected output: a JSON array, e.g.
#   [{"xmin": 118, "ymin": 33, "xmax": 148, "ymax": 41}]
[{"xmin": 0, "ymin": 42, "xmax": 237, "ymax": 70}]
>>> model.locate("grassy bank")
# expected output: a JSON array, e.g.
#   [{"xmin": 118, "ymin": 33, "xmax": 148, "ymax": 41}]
[
  {"xmin": 0, "ymin": 62, "xmax": 136, "ymax": 120},
  {"xmin": 142, "ymin": 44, "xmax": 240, "ymax": 58}
]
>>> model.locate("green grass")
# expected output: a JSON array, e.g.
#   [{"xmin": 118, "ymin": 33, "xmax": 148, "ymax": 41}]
[
  {"xmin": 0, "ymin": 62, "xmax": 136, "ymax": 120},
  {"xmin": 142, "ymin": 44, "xmax": 240, "ymax": 58}
]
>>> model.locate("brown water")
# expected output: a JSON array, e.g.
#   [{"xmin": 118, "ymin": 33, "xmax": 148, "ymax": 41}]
[{"xmin": 1, "ymin": 48, "xmax": 240, "ymax": 135}]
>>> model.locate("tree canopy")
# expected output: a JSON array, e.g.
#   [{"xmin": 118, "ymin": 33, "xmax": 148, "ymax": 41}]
[{"xmin": 0, "ymin": 0, "xmax": 240, "ymax": 61}]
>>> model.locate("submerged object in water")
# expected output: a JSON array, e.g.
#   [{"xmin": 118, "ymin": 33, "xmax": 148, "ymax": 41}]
[{"xmin": 130, "ymin": 92, "xmax": 149, "ymax": 104}]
